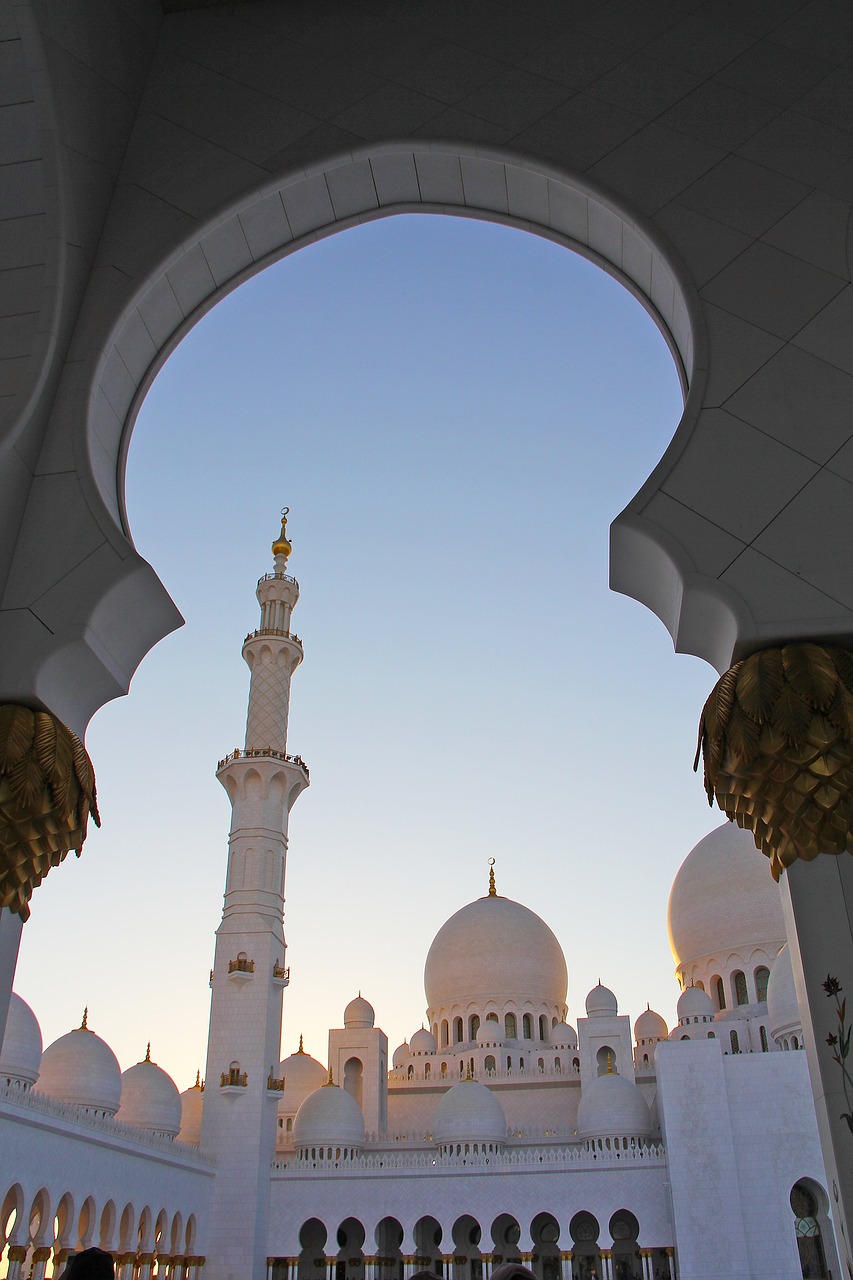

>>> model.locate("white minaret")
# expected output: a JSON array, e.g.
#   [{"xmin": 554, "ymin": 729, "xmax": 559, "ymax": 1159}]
[{"xmin": 201, "ymin": 511, "xmax": 308, "ymax": 1280}]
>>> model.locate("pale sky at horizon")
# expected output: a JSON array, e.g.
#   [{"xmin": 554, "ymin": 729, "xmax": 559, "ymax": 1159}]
[{"xmin": 13, "ymin": 213, "xmax": 729, "ymax": 1092}]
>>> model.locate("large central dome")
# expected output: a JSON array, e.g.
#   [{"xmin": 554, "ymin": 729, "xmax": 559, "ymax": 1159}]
[{"xmin": 424, "ymin": 892, "xmax": 568, "ymax": 1013}]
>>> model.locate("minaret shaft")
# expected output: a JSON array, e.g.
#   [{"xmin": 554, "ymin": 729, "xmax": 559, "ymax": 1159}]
[{"xmin": 202, "ymin": 515, "xmax": 308, "ymax": 1280}]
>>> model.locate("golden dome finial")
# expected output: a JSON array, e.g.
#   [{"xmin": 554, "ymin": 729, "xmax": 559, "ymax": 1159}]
[
  {"xmin": 606, "ymin": 1051, "xmax": 614, "ymax": 1075},
  {"xmin": 79, "ymin": 1006, "xmax": 89, "ymax": 1031},
  {"xmin": 297, "ymin": 1034, "xmax": 305, "ymax": 1055},
  {"xmin": 144, "ymin": 1042, "xmax": 151, "ymax": 1063},
  {"xmin": 272, "ymin": 507, "xmax": 292, "ymax": 562},
  {"xmin": 324, "ymin": 1065, "xmax": 335, "ymax": 1087},
  {"xmin": 465, "ymin": 1061, "xmax": 474, "ymax": 1081},
  {"xmin": 488, "ymin": 857, "xmax": 496, "ymax": 896},
  {"xmin": 195, "ymin": 1069, "xmax": 201, "ymax": 1088}
]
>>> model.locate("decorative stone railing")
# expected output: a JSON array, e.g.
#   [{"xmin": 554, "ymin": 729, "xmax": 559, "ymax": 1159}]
[
  {"xmin": 228, "ymin": 957, "xmax": 254, "ymax": 974},
  {"xmin": 220, "ymin": 1070, "xmax": 248, "ymax": 1088},
  {"xmin": 272, "ymin": 1141, "xmax": 666, "ymax": 1174},
  {"xmin": 244, "ymin": 628, "xmax": 302, "ymax": 645},
  {"xmin": 273, "ymin": 963, "xmax": 289, "ymax": 983},
  {"xmin": 258, "ymin": 572, "xmax": 298, "ymax": 586},
  {"xmin": 388, "ymin": 1062, "xmax": 581, "ymax": 1085},
  {"xmin": 216, "ymin": 748, "xmax": 309, "ymax": 779},
  {"xmin": 0, "ymin": 1082, "xmax": 214, "ymax": 1166},
  {"xmin": 267, "ymin": 1076, "xmax": 286, "ymax": 1091}
]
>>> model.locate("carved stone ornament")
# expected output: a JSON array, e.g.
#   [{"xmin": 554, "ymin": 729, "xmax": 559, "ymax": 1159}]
[
  {"xmin": 695, "ymin": 644, "xmax": 853, "ymax": 880},
  {"xmin": 0, "ymin": 704, "xmax": 99, "ymax": 920}
]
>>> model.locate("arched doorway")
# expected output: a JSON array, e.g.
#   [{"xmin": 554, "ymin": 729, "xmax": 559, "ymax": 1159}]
[
  {"xmin": 414, "ymin": 1216, "xmax": 443, "ymax": 1275},
  {"xmin": 451, "ymin": 1215, "xmax": 482, "ymax": 1280},
  {"xmin": 298, "ymin": 1218, "xmax": 328, "ymax": 1280},
  {"xmin": 530, "ymin": 1213, "xmax": 561, "ymax": 1280},
  {"xmin": 608, "ymin": 1211, "xmax": 641, "ymax": 1280},
  {"xmin": 490, "ymin": 1215, "xmax": 521, "ymax": 1269},
  {"xmin": 375, "ymin": 1217, "xmax": 404, "ymax": 1280},
  {"xmin": 790, "ymin": 1180, "xmax": 836, "ymax": 1279},
  {"xmin": 569, "ymin": 1213, "xmax": 601, "ymax": 1280},
  {"xmin": 336, "ymin": 1216, "xmax": 366, "ymax": 1280}
]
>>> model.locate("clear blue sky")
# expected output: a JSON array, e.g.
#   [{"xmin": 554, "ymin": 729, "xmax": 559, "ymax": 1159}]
[{"xmin": 16, "ymin": 213, "xmax": 723, "ymax": 1089}]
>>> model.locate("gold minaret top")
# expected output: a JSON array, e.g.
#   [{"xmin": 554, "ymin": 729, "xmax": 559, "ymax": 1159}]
[
  {"xmin": 488, "ymin": 857, "xmax": 496, "ymax": 896},
  {"xmin": 272, "ymin": 507, "xmax": 292, "ymax": 561}
]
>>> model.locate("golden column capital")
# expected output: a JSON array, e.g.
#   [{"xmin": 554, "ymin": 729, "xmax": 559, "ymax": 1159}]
[
  {"xmin": 0, "ymin": 704, "xmax": 99, "ymax": 919},
  {"xmin": 696, "ymin": 644, "xmax": 853, "ymax": 879}
]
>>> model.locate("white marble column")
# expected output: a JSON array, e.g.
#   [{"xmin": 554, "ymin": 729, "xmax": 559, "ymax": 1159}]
[
  {"xmin": 4, "ymin": 1245, "xmax": 27, "ymax": 1280},
  {"xmin": 599, "ymin": 1251, "xmax": 612, "ymax": 1280},
  {"xmin": 480, "ymin": 1255, "xmax": 493, "ymax": 1280},
  {"xmin": 666, "ymin": 1248, "xmax": 676, "ymax": 1279},
  {"xmin": 559, "ymin": 1252, "xmax": 572, "ymax": 1280},
  {"xmin": 0, "ymin": 908, "xmax": 22, "ymax": 1046},
  {"xmin": 781, "ymin": 855, "xmax": 853, "ymax": 1277}
]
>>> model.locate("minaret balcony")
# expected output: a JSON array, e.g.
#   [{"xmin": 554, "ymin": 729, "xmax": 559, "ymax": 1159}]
[
  {"xmin": 217, "ymin": 748, "xmax": 310, "ymax": 781},
  {"xmin": 228, "ymin": 956, "xmax": 255, "ymax": 982},
  {"xmin": 244, "ymin": 627, "xmax": 302, "ymax": 648},
  {"xmin": 220, "ymin": 1068, "xmax": 248, "ymax": 1090},
  {"xmin": 267, "ymin": 1074, "xmax": 286, "ymax": 1092},
  {"xmin": 258, "ymin": 571, "xmax": 298, "ymax": 588},
  {"xmin": 272, "ymin": 963, "xmax": 290, "ymax": 987}
]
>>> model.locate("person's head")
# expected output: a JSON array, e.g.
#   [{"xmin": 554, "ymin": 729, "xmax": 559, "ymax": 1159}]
[
  {"xmin": 489, "ymin": 1266, "xmax": 537, "ymax": 1280},
  {"xmin": 60, "ymin": 1248, "xmax": 115, "ymax": 1279}
]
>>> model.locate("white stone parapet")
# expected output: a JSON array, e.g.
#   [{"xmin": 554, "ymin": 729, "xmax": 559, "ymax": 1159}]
[
  {"xmin": 271, "ymin": 1141, "xmax": 666, "ymax": 1174},
  {"xmin": 0, "ymin": 1081, "xmax": 215, "ymax": 1166}
]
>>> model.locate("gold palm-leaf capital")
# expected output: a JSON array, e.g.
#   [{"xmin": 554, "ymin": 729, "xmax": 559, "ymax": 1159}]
[
  {"xmin": 0, "ymin": 705, "xmax": 99, "ymax": 920},
  {"xmin": 696, "ymin": 644, "xmax": 853, "ymax": 880}
]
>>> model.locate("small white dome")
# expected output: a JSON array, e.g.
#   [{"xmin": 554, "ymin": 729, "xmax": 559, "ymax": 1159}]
[
  {"xmin": 179, "ymin": 1079, "xmax": 204, "ymax": 1145},
  {"xmin": 677, "ymin": 986, "xmax": 714, "ymax": 1021},
  {"xmin": 117, "ymin": 1051, "xmax": 181, "ymax": 1138},
  {"xmin": 0, "ymin": 993, "xmax": 42, "ymax": 1087},
  {"xmin": 767, "ymin": 945, "xmax": 801, "ymax": 1044},
  {"xmin": 392, "ymin": 1041, "xmax": 409, "ymax": 1069},
  {"xmin": 434, "ymin": 1079, "xmax": 506, "ymax": 1145},
  {"xmin": 410, "ymin": 1027, "xmax": 437, "ymax": 1055},
  {"xmin": 667, "ymin": 823, "xmax": 785, "ymax": 969},
  {"xmin": 344, "ymin": 995, "xmax": 375, "ymax": 1029},
  {"xmin": 634, "ymin": 1008, "xmax": 668, "ymax": 1042},
  {"xmin": 550, "ymin": 1021, "xmax": 578, "ymax": 1048},
  {"xmin": 293, "ymin": 1083, "xmax": 365, "ymax": 1149},
  {"xmin": 577, "ymin": 1074, "xmax": 652, "ymax": 1141},
  {"xmin": 477, "ymin": 1020, "xmax": 501, "ymax": 1046},
  {"xmin": 35, "ymin": 1018, "xmax": 121, "ymax": 1115},
  {"xmin": 585, "ymin": 984, "xmax": 618, "ymax": 1017},
  {"xmin": 279, "ymin": 1043, "xmax": 328, "ymax": 1093},
  {"xmin": 425, "ymin": 893, "xmax": 567, "ymax": 1017}
]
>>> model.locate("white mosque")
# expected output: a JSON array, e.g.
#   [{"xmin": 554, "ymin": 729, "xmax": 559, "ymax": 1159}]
[{"xmin": 0, "ymin": 522, "xmax": 841, "ymax": 1280}]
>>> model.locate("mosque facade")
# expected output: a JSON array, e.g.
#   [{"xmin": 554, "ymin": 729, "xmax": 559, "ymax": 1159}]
[{"xmin": 0, "ymin": 529, "xmax": 841, "ymax": 1280}]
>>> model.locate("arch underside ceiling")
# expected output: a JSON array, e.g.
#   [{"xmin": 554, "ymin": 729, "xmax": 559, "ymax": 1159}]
[{"xmin": 1, "ymin": 0, "xmax": 852, "ymax": 728}]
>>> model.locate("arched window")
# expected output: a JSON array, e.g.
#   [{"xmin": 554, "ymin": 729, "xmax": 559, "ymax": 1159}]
[
  {"xmin": 459, "ymin": 1060, "xmax": 465, "ymax": 1077},
  {"xmin": 505, "ymin": 1012, "xmax": 517, "ymax": 1039},
  {"xmin": 486, "ymin": 1012, "xmax": 499, "ymax": 1023},
  {"xmin": 755, "ymin": 965, "xmax": 771, "ymax": 1002},
  {"xmin": 730, "ymin": 1030, "xmax": 740, "ymax": 1054},
  {"xmin": 596, "ymin": 1045, "xmax": 616, "ymax": 1076},
  {"xmin": 733, "ymin": 971, "xmax": 748, "ymax": 1006},
  {"xmin": 485, "ymin": 1055, "xmax": 496, "ymax": 1074},
  {"xmin": 453, "ymin": 1017, "xmax": 463, "ymax": 1044},
  {"xmin": 555, "ymin": 1056, "xmax": 562, "ymax": 1073},
  {"xmin": 760, "ymin": 1025, "xmax": 769, "ymax": 1052},
  {"xmin": 407, "ymin": 1065, "xmax": 414, "ymax": 1080},
  {"xmin": 344, "ymin": 1057, "xmax": 363, "ymax": 1109},
  {"xmin": 538, "ymin": 1058, "xmax": 545, "ymax": 1072},
  {"xmin": 551, "ymin": 1016, "xmax": 558, "ymax": 1028},
  {"xmin": 643, "ymin": 1054, "xmax": 649, "ymax": 1067},
  {"xmin": 791, "ymin": 1181, "xmax": 830, "ymax": 1280},
  {"xmin": 572, "ymin": 1057, "xmax": 580, "ymax": 1073},
  {"xmin": 424, "ymin": 1062, "xmax": 431, "ymax": 1079},
  {"xmin": 469, "ymin": 1014, "xmax": 480, "ymax": 1041},
  {"xmin": 432, "ymin": 1023, "xmax": 438, "ymax": 1042},
  {"xmin": 286, "ymin": 1116, "xmax": 293, "ymax": 1132},
  {"xmin": 440, "ymin": 1020, "xmax": 449, "ymax": 1048},
  {"xmin": 440, "ymin": 1061, "xmax": 447, "ymax": 1077},
  {"xmin": 522, "ymin": 1014, "xmax": 532, "ymax": 1039},
  {"xmin": 707, "ymin": 1031, "xmax": 716, "ymax": 1039},
  {"xmin": 539, "ymin": 1015, "xmax": 548, "ymax": 1041},
  {"xmin": 793, "ymin": 1035, "xmax": 800, "ymax": 1049},
  {"xmin": 714, "ymin": 976, "xmax": 726, "ymax": 1010}
]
